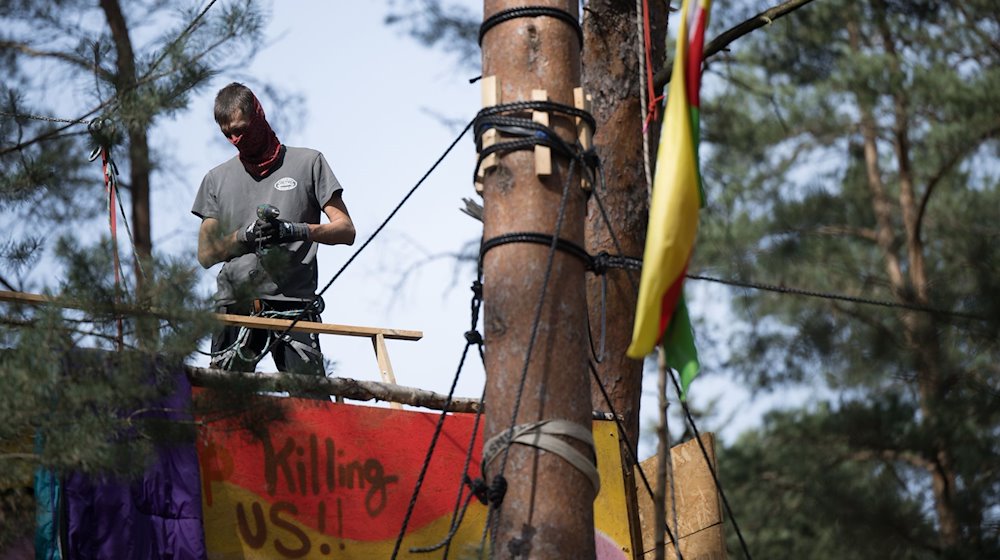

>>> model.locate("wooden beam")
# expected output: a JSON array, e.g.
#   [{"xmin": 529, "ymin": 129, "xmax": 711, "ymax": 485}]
[
  {"xmin": 0, "ymin": 289, "xmax": 422, "ymax": 341},
  {"xmin": 187, "ymin": 366, "xmax": 480, "ymax": 413},
  {"xmin": 216, "ymin": 313, "xmax": 422, "ymax": 341},
  {"xmin": 372, "ymin": 333, "xmax": 403, "ymax": 409}
]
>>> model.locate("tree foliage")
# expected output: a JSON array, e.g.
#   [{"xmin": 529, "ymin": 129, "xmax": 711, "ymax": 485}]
[
  {"xmin": 0, "ymin": 0, "xmax": 268, "ymax": 550},
  {"xmin": 699, "ymin": 0, "xmax": 1000, "ymax": 556}
]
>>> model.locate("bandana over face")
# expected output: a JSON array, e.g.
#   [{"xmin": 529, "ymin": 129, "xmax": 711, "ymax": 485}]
[{"xmin": 227, "ymin": 94, "xmax": 282, "ymax": 178}]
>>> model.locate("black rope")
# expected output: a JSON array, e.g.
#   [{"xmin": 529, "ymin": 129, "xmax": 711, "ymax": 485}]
[
  {"xmin": 477, "ymin": 232, "xmax": 986, "ymax": 323},
  {"xmin": 258, "ymin": 118, "xmax": 476, "ymax": 354},
  {"xmin": 481, "ymin": 156, "xmax": 580, "ymax": 554},
  {"xmin": 473, "ymin": 100, "xmax": 597, "ymax": 186},
  {"xmin": 0, "ymin": 111, "xmax": 93, "ymax": 124},
  {"xmin": 479, "ymin": 6, "xmax": 584, "ymax": 48},
  {"xmin": 410, "ymin": 361, "xmax": 488, "ymax": 556},
  {"xmin": 588, "ymin": 360, "xmax": 683, "ymax": 558},
  {"xmin": 390, "ymin": 281, "xmax": 485, "ymax": 560},
  {"xmin": 687, "ymin": 273, "xmax": 991, "ymax": 322},
  {"xmin": 480, "ymin": 231, "xmax": 593, "ymax": 271},
  {"xmin": 476, "ymin": 101, "xmax": 597, "ymax": 137},
  {"xmin": 666, "ymin": 368, "xmax": 753, "ymax": 560}
]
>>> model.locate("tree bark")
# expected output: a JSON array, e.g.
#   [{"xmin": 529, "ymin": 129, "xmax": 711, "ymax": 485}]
[
  {"xmin": 480, "ymin": 1, "xmax": 596, "ymax": 557},
  {"xmin": 582, "ymin": 0, "xmax": 667, "ymax": 455}
]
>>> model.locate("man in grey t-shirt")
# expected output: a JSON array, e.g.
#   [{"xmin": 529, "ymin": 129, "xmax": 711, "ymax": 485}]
[{"xmin": 192, "ymin": 82, "xmax": 356, "ymax": 376}]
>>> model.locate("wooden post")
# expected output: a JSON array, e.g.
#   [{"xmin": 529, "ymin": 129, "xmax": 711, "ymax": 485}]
[
  {"xmin": 480, "ymin": 1, "xmax": 595, "ymax": 558},
  {"xmin": 371, "ymin": 333, "xmax": 403, "ymax": 410}
]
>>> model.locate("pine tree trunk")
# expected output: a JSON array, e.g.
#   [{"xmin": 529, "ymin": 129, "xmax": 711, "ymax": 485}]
[
  {"xmin": 850, "ymin": 5, "xmax": 963, "ymax": 549},
  {"xmin": 100, "ymin": 0, "xmax": 152, "ymax": 295},
  {"xmin": 582, "ymin": 0, "xmax": 667, "ymax": 453}
]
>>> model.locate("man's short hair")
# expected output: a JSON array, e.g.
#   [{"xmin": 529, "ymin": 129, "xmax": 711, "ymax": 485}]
[{"xmin": 214, "ymin": 82, "xmax": 256, "ymax": 125}]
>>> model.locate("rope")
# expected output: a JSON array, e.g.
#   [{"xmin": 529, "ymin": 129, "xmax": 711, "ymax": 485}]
[
  {"xmin": 635, "ymin": 0, "xmax": 654, "ymax": 194},
  {"xmin": 476, "ymin": 231, "xmax": 989, "ymax": 323},
  {"xmin": 480, "ymin": 231, "xmax": 592, "ymax": 271},
  {"xmin": 687, "ymin": 273, "xmax": 992, "ymax": 322},
  {"xmin": 480, "ymin": 155, "xmax": 583, "ymax": 554},
  {"xmin": 667, "ymin": 368, "xmax": 753, "ymax": 560},
  {"xmin": 410, "ymin": 380, "xmax": 487, "ymax": 556},
  {"xmin": 252, "ymin": 118, "xmax": 476, "ymax": 356},
  {"xmin": 640, "ymin": 0, "xmax": 662, "ymax": 130},
  {"xmin": 473, "ymin": 100, "xmax": 597, "ymax": 186},
  {"xmin": 87, "ymin": 134, "xmax": 125, "ymax": 350},
  {"xmin": 479, "ymin": 6, "xmax": 584, "ymax": 48},
  {"xmin": 390, "ymin": 281, "xmax": 485, "ymax": 560},
  {"xmin": 0, "ymin": 111, "xmax": 93, "ymax": 124},
  {"xmin": 587, "ymin": 360, "xmax": 683, "ymax": 550}
]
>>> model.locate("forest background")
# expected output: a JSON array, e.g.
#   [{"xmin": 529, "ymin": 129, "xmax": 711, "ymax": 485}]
[{"xmin": 0, "ymin": 0, "xmax": 997, "ymax": 558}]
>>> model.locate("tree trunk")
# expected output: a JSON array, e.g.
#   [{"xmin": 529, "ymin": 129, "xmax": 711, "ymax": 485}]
[
  {"xmin": 582, "ymin": 0, "xmax": 667, "ymax": 455},
  {"xmin": 480, "ymin": 1, "xmax": 596, "ymax": 557},
  {"xmin": 100, "ymin": 0, "xmax": 152, "ymax": 294},
  {"xmin": 850, "ymin": 5, "xmax": 962, "ymax": 549}
]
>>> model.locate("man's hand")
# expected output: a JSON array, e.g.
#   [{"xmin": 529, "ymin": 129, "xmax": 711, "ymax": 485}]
[
  {"xmin": 238, "ymin": 218, "xmax": 309, "ymax": 248},
  {"xmin": 269, "ymin": 219, "xmax": 310, "ymax": 244},
  {"xmin": 236, "ymin": 219, "xmax": 273, "ymax": 248}
]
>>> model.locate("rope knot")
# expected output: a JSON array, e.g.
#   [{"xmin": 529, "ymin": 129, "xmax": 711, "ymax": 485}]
[
  {"xmin": 487, "ymin": 474, "xmax": 508, "ymax": 505},
  {"xmin": 583, "ymin": 148, "xmax": 601, "ymax": 170},
  {"xmin": 591, "ymin": 251, "xmax": 611, "ymax": 275},
  {"xmin": 464, "ymin": 475, "xmax": 507, "ymax": 506},
  {"xmin": 464, "ymin": 329, "xmax": 483, "ymax": 345}
]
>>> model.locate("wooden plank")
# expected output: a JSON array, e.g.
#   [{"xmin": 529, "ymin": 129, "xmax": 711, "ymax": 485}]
[
  {"xmin": 0, "ymin": 289, "xmax": 423, "ymax": 341},
  {"xmin": 372, "ymin": 333, "xmax": 403, "ymax": 409},
  {"xmin": 635, "ymin": 433, "xmax": 727, "ymax": 560},
  {"xmin": 532, "ymin": 89, "xmax": 552, "ymax": 176},
  {"xmin": 216, "ymin": 313, "xmax": 422, "ymax": 341}
]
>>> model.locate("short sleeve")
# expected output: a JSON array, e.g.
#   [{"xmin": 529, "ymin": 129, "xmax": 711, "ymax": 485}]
[
  {"xmin": 191, "ymin": 172, "xmax": 219, "ymax": 220},
  {"xmin": 312, "ymin": 152, "xmax": 343, "ymax": 208}
]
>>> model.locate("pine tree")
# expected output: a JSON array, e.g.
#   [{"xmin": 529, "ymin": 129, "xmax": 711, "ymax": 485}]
[
  {"xmin": 0, "ymin": 0, "xmax": 266, "ymax": 549},
  {"xmin": 698, "ymin": 0, "xmax": 1000, "ymax": 556}
]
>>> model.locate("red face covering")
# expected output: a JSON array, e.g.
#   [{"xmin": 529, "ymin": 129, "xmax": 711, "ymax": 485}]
[{"xmin": 227, "ymin": 94, "xmax": 282, "ymax": 178}]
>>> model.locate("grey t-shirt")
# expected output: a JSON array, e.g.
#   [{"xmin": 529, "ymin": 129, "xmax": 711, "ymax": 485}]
[{"xmin": 192, "ymin": 146, "xmax": 343, "ymax": 305}]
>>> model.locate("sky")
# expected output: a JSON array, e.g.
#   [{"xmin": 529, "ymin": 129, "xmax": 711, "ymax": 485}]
[{"xmin": 28, "ymin": 0, "xmax": 802, "ymax": 457}]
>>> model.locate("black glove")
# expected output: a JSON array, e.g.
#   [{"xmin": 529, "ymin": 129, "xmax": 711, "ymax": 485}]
[
  {"xmin": 236, "ymin": 219, "xmax": 272, "ymax": 249},
  {"xmin": 269, "ymin": 219, "xmax": 310, "ymax": 245}
]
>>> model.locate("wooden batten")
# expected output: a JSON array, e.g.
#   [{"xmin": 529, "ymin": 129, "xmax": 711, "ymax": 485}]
[
  {"xmin": 476, "ymin": 75, "xmax": 502, "ymax": 193},
  {"xmin": 532, "ymin": 89, "xmax": 552, "ymax": 176},
  {"xmin": 574, "ymin": 87, "xmax": 594, "ymax": 190}
]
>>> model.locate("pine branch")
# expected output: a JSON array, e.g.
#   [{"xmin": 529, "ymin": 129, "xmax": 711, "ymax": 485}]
[
  {"xmin": 653, "ymin": 0, "xmax": 818, "ymax": 91},
  {"xmin": 0, "ymin": 40, "xmax": 112, "ymax": 80}
]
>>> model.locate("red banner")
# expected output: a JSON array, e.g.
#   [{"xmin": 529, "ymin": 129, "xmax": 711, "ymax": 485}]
[{"xmin": 197, "ymin": 398, "xmax": 487, "ymax": 558}]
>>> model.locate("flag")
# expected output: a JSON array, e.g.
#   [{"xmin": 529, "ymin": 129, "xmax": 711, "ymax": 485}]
[{"xmin": 627, "ymin": 0, "xmax": 712, "ymax": 399}]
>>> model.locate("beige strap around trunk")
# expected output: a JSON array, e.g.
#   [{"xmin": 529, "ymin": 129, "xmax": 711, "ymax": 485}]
[{"xmin": 481, "ymin": 419, "xmax": 600, "ymax": 495}]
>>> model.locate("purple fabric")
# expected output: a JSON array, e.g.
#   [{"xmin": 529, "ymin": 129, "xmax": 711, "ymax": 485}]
[{"xmin": 63, "ymin": 369, "xmax": 205, "ymax": 560}]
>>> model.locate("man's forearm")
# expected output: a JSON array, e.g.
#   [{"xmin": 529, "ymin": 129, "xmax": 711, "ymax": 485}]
[
  {"xmin": 308, "ymin": 219, "xmax": 356, "ymax": 246},
  {"xmin": 198, "ymin": 229, "xmax": 246, "ymax": 268}
]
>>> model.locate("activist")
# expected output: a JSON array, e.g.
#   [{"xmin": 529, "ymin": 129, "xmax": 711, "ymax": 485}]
[{"xmin": 192, "ymin": 82, "xmax": 355, "ymax": 376}]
